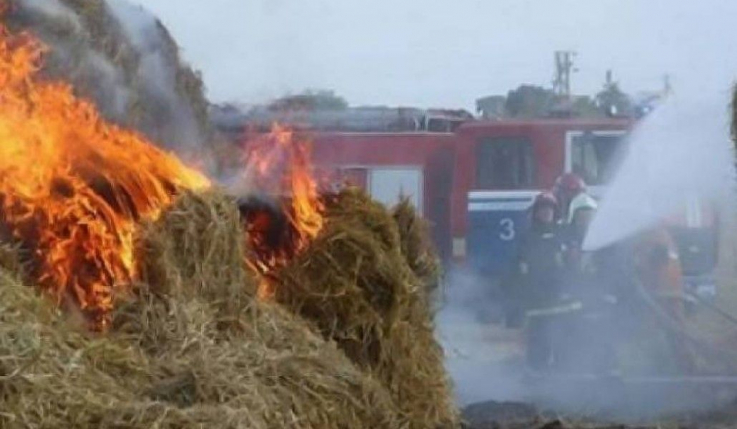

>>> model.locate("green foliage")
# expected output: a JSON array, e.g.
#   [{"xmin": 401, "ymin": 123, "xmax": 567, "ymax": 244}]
[
  {"xmin": 571, "ymin": 95, "xmax": 602, "ymax": 118},
  {"xmin": 270, "ymin": 89, "xmax": 349, "ymax": 112},
  {"xmin": 595, "ymin": 81, "xmax": 632, "ymax": 117},
  {"xmin": 504, "ymin": 85, "xmax": 557, "ymax": 118}
]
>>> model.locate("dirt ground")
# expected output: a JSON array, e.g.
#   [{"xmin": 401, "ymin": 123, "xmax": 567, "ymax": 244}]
[{"xmin": 461, "ymin": 397, "xmax": 737, "ymax": 429}]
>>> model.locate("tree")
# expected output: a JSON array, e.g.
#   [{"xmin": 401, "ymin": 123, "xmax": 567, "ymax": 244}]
[
  {"xmin": 595, "ymin": 71, "xmax": 632, "ymax": 117},
  {"xmin": 571, "ymin": 95, "xmax": 602, "ymax": 118},
  {"xmin": 504, "ymin": 85, "xmax": 557, "ymax": 118},
  {"xmin": 269, "ymin": 90, "xmax": 348, "ymax": 112}
]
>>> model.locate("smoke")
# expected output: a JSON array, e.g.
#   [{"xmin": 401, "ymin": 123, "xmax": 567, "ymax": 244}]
[
  {"xmin": 13, "ymin": 0, "xmax": 213, "ymax": 174},
  {"xmin": 436, "ymin": 269, "xmax": 528, "ymax": 407},
  {"xmin": 19, "ymin": 0, "xmax": 82, "ymax": 31},
  {"xmin": 440, "ymin": 94, "xmax": 737, "ymax": 421},
  {"xmin": 16, "ymin": 0, "xmax": 133, "ymax": 121},
  {"xmin": 78, "ymin": 51, "xmax": 132, "ymax": 119},
  {"xmin": 107, "ymin": 0, "xmax": 204, "ymax": 152},
  {"xmin": 585, "ymin": 92, "xmax": 736, "ymax": 251},
  {"xmin": 438, "ymin": 267, "xmax": 737, "ymax": 423}
]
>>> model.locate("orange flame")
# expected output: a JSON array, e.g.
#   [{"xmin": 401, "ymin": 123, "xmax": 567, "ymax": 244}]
[
  {"xmin": 0, "ymin": 27, "xmax": 209, "ymax": 327},
  {"xmin": 239, "ymin": 125, "xmax": 324, "ymax": 298}
]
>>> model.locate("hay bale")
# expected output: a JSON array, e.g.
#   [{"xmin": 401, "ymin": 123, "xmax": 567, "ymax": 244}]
[
  {"xmin": 0, "ymin": 268, "xmax": 154, "ymax": 428},
  {"xmin": 393, "ymin": 197, "xmax": 442, "ymax": 297},
  {"xmin": 275, "ymin": 188, "xmax": 459, "ymax": 428},
  {"xmin": 0, "ymin": 189, "xmax": 453, "ymax": 428},
  {"xmin": 135, "ymin": 189, "xmax": 256, "ymax": 325},
  {"xmin": 116, "ymin": 189, "xmax": 408, "ymax": 428}
]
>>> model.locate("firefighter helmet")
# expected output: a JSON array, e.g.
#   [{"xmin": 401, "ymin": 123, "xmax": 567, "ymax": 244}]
[
  {"xmin": 554, "ymin": 173, "xmax": 587, "ymax": 195},
  {"xmin": 532, "ymin": 191, "xmax": 558, "ymax": 210}
]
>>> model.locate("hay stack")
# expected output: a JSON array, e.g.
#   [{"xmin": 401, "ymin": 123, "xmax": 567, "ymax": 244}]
[
  {"xmin": 393, "ymin": 197, "xmax": 442, "ymax": 297},
  {"xmin": 0, "ymin": 191, "xmax": 409, "ymax": 428},
  {"xmin": 0, "ymin": 268, "xmax": 154, "ymax": 428},
  {"xmin": 0, "ymin": 189, "xmax": 459, "ymax": 428},
  {"xmin": 274, "ymin": 188, "xmax": 459, "ymax": 428},
  {"xmin": 117, "ymin": 190, "xmax": 408, "ymax": 429}
]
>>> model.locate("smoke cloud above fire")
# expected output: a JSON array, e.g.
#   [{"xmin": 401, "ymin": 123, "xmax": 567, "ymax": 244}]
[{"xmin": 12, "ymin": 0, "xmax": 211, "ymax": 169}]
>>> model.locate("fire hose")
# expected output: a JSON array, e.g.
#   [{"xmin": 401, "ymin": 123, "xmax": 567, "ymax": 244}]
[
  {"xmin": 685, "ymin": 290, "xmax": 737, "ymax": 328},
  {"xmin": 631, "ymin": 273, "xmax": 737, "ymax": 368}
]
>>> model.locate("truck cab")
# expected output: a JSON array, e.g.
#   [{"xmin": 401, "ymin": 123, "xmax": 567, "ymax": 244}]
[
  {"xmin": 450, "ymin": 117, "xmax": 719, "ymax": 302},
  {"xmin": 450, "ymin": 119, "xmax": 629, "ymax": 280}
]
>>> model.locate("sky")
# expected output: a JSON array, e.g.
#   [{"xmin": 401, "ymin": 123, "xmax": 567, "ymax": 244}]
[{"xmin": 132, "ymin": 0, "xmax": 737, "ymax": 111}]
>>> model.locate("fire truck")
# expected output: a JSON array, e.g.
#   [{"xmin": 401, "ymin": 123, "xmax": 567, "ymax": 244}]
[
  {"xmin": 449, "ymin": 119, "xmax": 631, "ymax": 277},
  {"xmin": 211, "ymin": 106, "xmax": 719, "ymax": 297}
]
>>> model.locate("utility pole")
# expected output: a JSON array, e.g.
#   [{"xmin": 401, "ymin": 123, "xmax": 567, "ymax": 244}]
[{"xmin": 553, "ymin": 51, "xmax": 577, "ymax": 99}]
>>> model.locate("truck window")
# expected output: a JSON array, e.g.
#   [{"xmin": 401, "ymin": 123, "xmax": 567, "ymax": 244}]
[
  {"xmin": 570, "ymin": 133, "xmax": 625, "ymax": 186},
  {"xmin": 475, "ymin": 137, "xmax": 535, "ymax": 189}
]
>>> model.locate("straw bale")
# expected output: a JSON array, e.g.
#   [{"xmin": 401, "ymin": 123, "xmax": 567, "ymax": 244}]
[
  {"xmin": 135, "ymin": 189, "xmax": 256, "ymax": 323},
  {"xmin": 0, "ymin": 268, "xmax": 153, "ymax": 428},
  {"xmin": 274, "ymin": 188, "xmax": 459, "ymax": 428},
  {"xmin": 116, "ymin": 189, "xmax": 408, "ymax": 428},
  {"xmin": 393, "ymin": 197, "xmax": 442, "ymax": 297},
  {"xmin": 0, "ymin": 189, "xmax": 456, "ymax": 428}
]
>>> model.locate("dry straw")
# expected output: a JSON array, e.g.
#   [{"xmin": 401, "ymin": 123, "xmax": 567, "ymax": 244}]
[
  {"xmin": 274, "ymin": 188, "xmax": 459, "ymax": 428},
  {"xmin": 0, "ymin": 189, "xmax": 458, "ymax": 428}
]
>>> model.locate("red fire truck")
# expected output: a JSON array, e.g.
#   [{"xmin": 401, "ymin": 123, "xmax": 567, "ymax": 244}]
[{"xmin": 212, "ymin": 106, "xmax": 719, "ymax": 296}]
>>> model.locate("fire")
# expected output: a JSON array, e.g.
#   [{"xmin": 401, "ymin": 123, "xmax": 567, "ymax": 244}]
[
  {"xmin": 239, "ymin": 126, "xmax": 325, "ymax": 298},
  {"xmin": 0, "ymin": 26, "xmax": 209, "ymax": 327}
]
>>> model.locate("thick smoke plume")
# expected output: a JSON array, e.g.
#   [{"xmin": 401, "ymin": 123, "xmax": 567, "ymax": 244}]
[{"xmin": 8, "ymin": 0, "xmax": 213, "ymax": 171}]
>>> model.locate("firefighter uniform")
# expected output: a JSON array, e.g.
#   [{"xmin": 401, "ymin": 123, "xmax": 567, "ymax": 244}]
[
  {"xmin": 513, "ymin": 193, "xmax": 565, "ymax": 370},
  {"xmin": 631, "ymin": 226, "xmax": 694, "ymax": 373}
]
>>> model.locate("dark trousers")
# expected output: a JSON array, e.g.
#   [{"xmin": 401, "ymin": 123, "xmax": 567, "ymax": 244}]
[{"xmin": 526, "ymin": 317, "xmax": 553, "ymax": 370}]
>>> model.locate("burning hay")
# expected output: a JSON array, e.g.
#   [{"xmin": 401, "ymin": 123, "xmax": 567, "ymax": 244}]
[
  {"xmin": 115, "ymin": 190, "xmax": 410, "ymax": 428},
  {"xmin": 274, "ymin": 188, "xmax": 459, "ymax": 428},
  {"xmin": 0, "ymin": 6, "xmax": 459, "ymax": 427},
  {"xmin": 0, "ymin": 191, "xmax": 411, "ymax": 428},
  {"xmin": 0, "ymin": 186, "xmax": 458, "ymax": 428},
  {"xmin": 6, "ymin": 0, "xmax": 211, "ymax": 153},
  {"xmin": 0, "ymin": 22, "xmax": 209, "ymax": 328}
]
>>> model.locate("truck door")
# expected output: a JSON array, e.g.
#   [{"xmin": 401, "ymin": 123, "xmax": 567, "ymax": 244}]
[{"xmin": 467, "ymin": 137, "xmax": 536, "ymax": 278}]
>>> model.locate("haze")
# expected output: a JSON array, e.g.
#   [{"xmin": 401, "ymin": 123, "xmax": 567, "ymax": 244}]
[{"xmin": 133, "ymin": 0, "xmax": 737, "ymax": 109}]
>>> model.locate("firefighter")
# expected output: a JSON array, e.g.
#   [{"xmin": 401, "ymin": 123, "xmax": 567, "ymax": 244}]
[
  {"xmin": 557, "ymin": 193, "xmax": 619, "ymax": 373},
  {"xmin": 630, "ymin": 226, "xmax": 694, "ymax": 373},
  {"xmin": 514, "ymin": 192, "xmax": 566, "ymax": 370},
  {"xmin": 552, "ymin": 173, "xmax": 587, "ymax": 224},
  {"xmin": 562, "ymin": 192, "xmax": 599, "ymax": 278}
]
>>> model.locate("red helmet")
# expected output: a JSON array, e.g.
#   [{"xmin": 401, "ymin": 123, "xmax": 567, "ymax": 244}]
[
  {"xmin": 554, "ymin": 173, "xmax": 586, "ymax": 195},
  {"xmin": 532, "ymin": 191, "xmax": 558, "ymax": 210}
]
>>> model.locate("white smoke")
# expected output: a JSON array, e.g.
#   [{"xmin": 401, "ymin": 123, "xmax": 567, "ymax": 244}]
[
  {"xmin": 79, "ymin": 51, "xmax": 132, "ymax": 119},
  {"xmin": 20, "ymin": 0, "xmax": 82, "ymax": 31},
  {"xmin": 585, "ymin": 92, "xmax": 736, "ymax": 251},
  {"xmin": 436, "ymin": 269, "xmax": 527, "ymax": 407},
  {"xmin": 107, "ymin": 0, "xmax": 204, "ymax": 151}
]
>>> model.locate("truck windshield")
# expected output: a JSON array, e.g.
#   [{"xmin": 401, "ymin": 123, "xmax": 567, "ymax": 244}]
[
  {"xmin": 475, "ymin": 137, "xmax": 535, "ymax": 189},
  {"xmin": 570, "ymin": 132, "xmax": 626, "ymax": 185}
]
